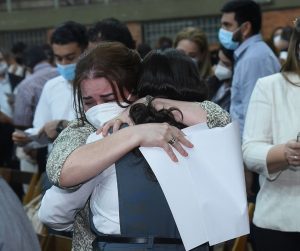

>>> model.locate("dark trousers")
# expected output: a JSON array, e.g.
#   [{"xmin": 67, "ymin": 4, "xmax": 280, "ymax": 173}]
[{"xmin": 252, "ymin": 224, "xmax": 300, "ymax": 251}]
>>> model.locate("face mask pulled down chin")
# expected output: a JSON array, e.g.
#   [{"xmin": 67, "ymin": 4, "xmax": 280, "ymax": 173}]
[
  {"xmin": 57, "ymin": 63, "xmax": 76, "ymax": 81},
  {"xmin": 0, "ymin": 62, "xmax": 8, "ymax": 75},
  {"xmin": 218, "ymin": 28, "xmax": 239, "ymax": 50},
  {"xmin": 85, "ymin": 102, "xmax": 126, "ymax": 128},
  {"xmin": 214, "ymin": 63, "xmax": 232, "ymax": 81}
]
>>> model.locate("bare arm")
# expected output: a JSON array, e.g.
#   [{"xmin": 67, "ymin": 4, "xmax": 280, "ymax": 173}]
[
  {"xmin": 100, "ymin": 98, "xmax": 231, "ymax": 137},
  {"xmin": 60, "ymin": 123, "xmax": 193, "ymax": 187}
]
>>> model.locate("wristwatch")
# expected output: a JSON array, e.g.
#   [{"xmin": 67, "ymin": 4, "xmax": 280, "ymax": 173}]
[{"xmin": 56, "ymin": 120, "xmax": 65, "ymax": 134}]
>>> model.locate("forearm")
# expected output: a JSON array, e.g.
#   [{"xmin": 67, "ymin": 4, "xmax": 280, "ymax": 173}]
[{"xmin": 60, "ymin": 127, "xmax": 140, "ymax": 187}]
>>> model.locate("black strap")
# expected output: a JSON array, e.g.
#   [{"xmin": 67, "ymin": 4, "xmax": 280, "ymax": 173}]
[{"xmin": 94, "ymin": 235, "xmax": 182, "ymax": 245}]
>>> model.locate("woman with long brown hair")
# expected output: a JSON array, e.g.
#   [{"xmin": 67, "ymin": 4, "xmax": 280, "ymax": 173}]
[{"xmin": 243, "ymin": 18, "xmax": 300, "ymax": 251}]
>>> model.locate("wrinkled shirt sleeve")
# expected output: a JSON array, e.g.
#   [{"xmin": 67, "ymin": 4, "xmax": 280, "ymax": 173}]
[{"xmin": 46, "ymin": 120, "xmax": 95, "ymax": 187}]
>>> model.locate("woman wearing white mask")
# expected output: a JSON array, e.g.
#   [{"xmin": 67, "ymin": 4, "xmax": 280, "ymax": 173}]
[
  {"xmin": 42, "ymin": 43, "xmax": 230, "ymax": 251},
  {"xmin": 243, "ymin": 19, "xmax": 300, "ymax": 251},
  {"xmin": 207, "ymin": 46, "xmax": 234, "ymax": 112}
]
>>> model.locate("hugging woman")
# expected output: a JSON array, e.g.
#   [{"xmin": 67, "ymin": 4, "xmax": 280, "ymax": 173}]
[{"xmin": 40, "ymin": 42, "xmax": 230, "ymax": 251}]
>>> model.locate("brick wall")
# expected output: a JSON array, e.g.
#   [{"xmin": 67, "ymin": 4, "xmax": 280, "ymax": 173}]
[{"xmin": 262, "ymin": 7, "xmax": 300, "ymax": 39}]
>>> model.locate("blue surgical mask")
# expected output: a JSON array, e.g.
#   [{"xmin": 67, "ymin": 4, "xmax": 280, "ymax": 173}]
[
  {"xmin": 57, "ymin": 63, "xmax": 76, "ymax": 81},
  {"xmin": 218, "ymin": 28, "xmax": 239, "ymax": 50}
]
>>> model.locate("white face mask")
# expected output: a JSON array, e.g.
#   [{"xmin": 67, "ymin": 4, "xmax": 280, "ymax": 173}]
[
  {"xmin": 0, "ymin": 62, "xmax": 8, "ymax": 75},
  {"xmin": 273, "ymin": 35, "xmax": 281, "ymax": 48},
  {"xmin": 85, "ymin": 102, "xmax": 126, "ymax": 128},
  {"xmin": 214, "ymin": 63, "xmax": 232, "ymax": 81},
  {"xmin": 279, "ymin": 50, "xmax": 288, "ymax": 60}
]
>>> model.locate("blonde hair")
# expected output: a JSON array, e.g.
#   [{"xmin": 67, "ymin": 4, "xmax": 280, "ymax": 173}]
[{"xmin": 174, "ymin": 27, "xmax": 212, "ymax": 79}]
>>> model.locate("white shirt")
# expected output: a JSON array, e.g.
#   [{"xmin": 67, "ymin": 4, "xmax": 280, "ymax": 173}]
[
  {"xmin": 243, "ymin": 72, "xmax": 300, "ymax": 232},
  {"xmin": 33, "ymin": 75, "xmax": 76, "ymax": 130},
  {"xmin": 87, "ymin": 133, "xmax": 120, "ymax": 234},
  {"xmin": 39, "ymin": 132, "xmax": 120, "ymax": 233},
  {"xmin": 0, "ymin": 75, "xmax": 13, "ymax": 117}
]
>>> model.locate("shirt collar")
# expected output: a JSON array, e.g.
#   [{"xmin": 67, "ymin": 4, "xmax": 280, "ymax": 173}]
[
  {"xmin": 234, "ymin": 34, "xmax": 263, "ymax": 60},
  {"xmin": 33, "ymin": 62, "xmax": 52, "ymax": 73}
]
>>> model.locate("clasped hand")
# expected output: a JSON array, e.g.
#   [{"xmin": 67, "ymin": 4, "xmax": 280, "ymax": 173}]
[{"xmin": 285, "ymin": 140, "xmax": 300, "ymax": 167}]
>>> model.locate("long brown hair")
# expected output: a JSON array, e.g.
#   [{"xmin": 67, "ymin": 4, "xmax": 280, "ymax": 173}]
[
  {"xmin": 281, "ymin": 18, "xmax": 300, "ymax": 85},
  {"xmin": 73, "ymin": 42, "xmax": 141, "ymax": 125},
  {"xmin": 174, "ymin": 27, "xmax": 212, "ymax": 79}
]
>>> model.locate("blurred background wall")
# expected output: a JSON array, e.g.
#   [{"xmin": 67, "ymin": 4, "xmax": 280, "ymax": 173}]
[{"xmin": 0, "ymin": 0, "xmax": 299, "ymax": 50}]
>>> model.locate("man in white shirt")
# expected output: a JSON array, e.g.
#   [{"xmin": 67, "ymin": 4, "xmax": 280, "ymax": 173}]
[
  {"xmin": 13, "ymin": 21, "xmax": 88, "ymax": 147},
  {"xmin": 12, "ymin": 21, "xmax": 88, "ymax": 181}
]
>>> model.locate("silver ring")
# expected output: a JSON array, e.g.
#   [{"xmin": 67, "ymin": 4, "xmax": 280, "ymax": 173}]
[
  {"xmin": 168, "ymin": 136, "xmax": 177, "ymax": 146},
  {"xmin": 293, "ymin": 155, "xmax": 298, "ymax": 160}
]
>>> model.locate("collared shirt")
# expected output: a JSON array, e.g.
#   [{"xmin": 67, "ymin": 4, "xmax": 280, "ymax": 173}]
[
  {"xmin": 13, "ymin": 62, "xmax": 59, "ymax": 127},
  {"xmin": 230, "ymin": 34, "xmax": 280, "ymax": 136},
  {"xmin": 32, "ymin": 75, "xmax": 76, "ymax": 130}
]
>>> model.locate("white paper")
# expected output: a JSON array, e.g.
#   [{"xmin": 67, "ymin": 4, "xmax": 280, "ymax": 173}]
[{"xmin": 140, "ymin": 122, "xmax": 249, "ymax": 250}]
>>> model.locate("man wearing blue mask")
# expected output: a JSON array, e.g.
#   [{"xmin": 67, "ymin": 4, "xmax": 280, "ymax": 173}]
[
  {"xmin": 219, "ymin": 0, "xmax": 280, "ymax": 137},
  {"xmin": 13, "ymin": 21, "xmax": 88, "ymax": 154},
  {"xmin": 37, "ymin": 21, "xmax": 88, "ymax": 140}
]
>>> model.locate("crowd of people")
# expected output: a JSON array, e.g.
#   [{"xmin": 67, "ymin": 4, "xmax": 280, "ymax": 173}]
[{"xmin": 0, "ymin": 0, "xmax": 300, "ymax": 251}]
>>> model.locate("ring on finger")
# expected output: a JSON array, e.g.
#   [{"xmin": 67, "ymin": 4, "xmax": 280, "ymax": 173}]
[
  {"xmin": 168, "ymin": 136, "xmax": 177, "ymax": 146},
  {"xmin": 293, "ymin": 155, "xmax": 298, "ymax": 160}
]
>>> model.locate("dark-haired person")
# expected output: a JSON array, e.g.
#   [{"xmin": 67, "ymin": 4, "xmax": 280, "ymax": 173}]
[
  {"xmin": 7, "ymin": 41, "xmax": 28, "ymax": 90},
  {"xmin": 88, "ymin": 18, "xmax": 136, "ymax": 49},
  {"xmin": 275, "ymin": 25, "xmax": 293, "ymax": 65},
  {"xmin": 155, "ymin": 36, "xmax": 173, "ymax": 52},
  {"xmin": 13, "ymin": 45, "xmax": 58, "ymax": 130},
  {"xmin": 243, "ymin": 19, "xmax": 300, "ymax": 251},
  {"xmin": 219, "ymin": 0, "xmax": 280, "ymax": 136},
  {"xmin": 13, "ymin": 21, "xmax": 88, "ymax": 147},
  {"xmin": 219, "ymin": 0, "xmax": 280, "ymax": 209},
  {"xmin": 12, "ymin": 45, "xmax": 59, "ymax": 180},
  {"xmin": 39, "ymin": 43, "xmax": 230, "ymax": 251},
  {"xmin": 207, "ymin": 45, "xmax": 234, "ymax": 112}
]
